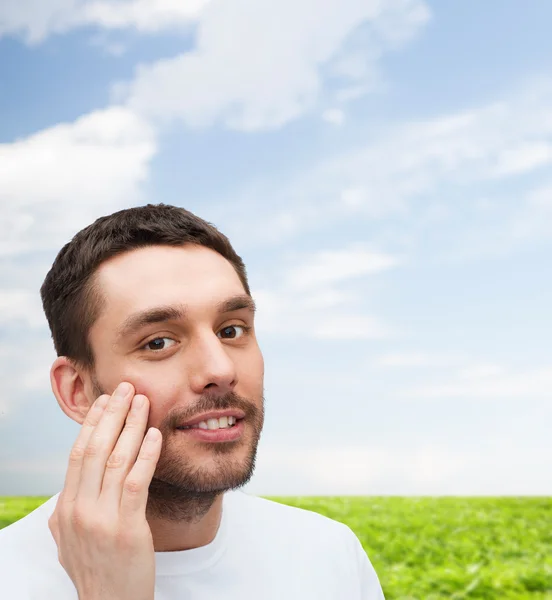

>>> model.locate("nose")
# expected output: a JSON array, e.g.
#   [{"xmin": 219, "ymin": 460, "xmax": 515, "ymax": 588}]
[{"xmin": 186, "ymin": 328, "xmax": 238, "ymax": 396}]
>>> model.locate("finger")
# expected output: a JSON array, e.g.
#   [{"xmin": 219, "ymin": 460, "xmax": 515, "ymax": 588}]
[
  {"xmin": 120, "ymin": 427, "xmax": 162, "ymax": 518},
  {"xmin": 78, "ymin": 382, "xmax": 135, "ymax": 500},
  {"xmin": 48, "ymin": 511, "xmax": 58, "ymax": 542},
  {"xmin": 100, "ymin": 394, "xmax": 150, "ymax": 507},
  {"xmin": 62, "ymin": 394, "xmax": 110, "ymax": 503}
]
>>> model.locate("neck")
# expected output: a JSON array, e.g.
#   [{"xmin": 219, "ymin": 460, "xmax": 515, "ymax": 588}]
[{"xmin": 145, "ymin": 481, "xmax": 225, "ymax": 552}]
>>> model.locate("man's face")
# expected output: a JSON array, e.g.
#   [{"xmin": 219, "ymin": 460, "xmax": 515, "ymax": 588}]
[{"xmin": 86, "ymin": 244, "xmax": 265, "ymax": 498}]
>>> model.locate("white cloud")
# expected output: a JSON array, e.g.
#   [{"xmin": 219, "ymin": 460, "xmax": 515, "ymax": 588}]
[
  {"xmin": 375, "ymin": 352, "xmax": 459, "ymax": 368},
  {"xmin": 0, "ymin": 106, "xmax": 157, "ymax": 257},
  {"xmin": 122, "ymin": 0, "xmax": 430, "ymax": 131},
  {"xmin": 284, "ymin": 245, "xmax": 400, "ymax": 290},
  {"xmin": 253, "ymin": 287, "xmax": 390, "ymax": 341},
  {"xmin": 457, "ymin": 364, "xmax": 504, "ymax": 380},
  {"xmin": 246, "ymin": 441, "xmax": 552, "ymax": 495},
  {"xmin": 489, "ymin": 141, "xmax": 552, "ymax": 178},
  {"xmin": 89, "ymin": 32, "xmax": 128, "ymax": 56},
  {"xmin": 323, "ymin": 83, "xmax": 552, "ymax": 216},
  {"xmin": 0, "ymin": 0, "xmax": 209, "ymax": 44},
  {"xmin": 250, "ymin": 243, "xmax": 398, "ymax": 341},
  {"xmin": 0, "ymin": 290, "xmax": 46, "ymax": 329},
  {"xmin": 0, "ymin": 339, "xmax": 56, "ymax": 416},
  {"xmin": 79, "ymin": 0, "xmax": 209, "ymax": 32},
  {"xmin": 204, "ymin": 201, "xmax": 327, "ymax": 250},
  {"xmin": 212, "ymin": 77, "xmax": 552, "ymax": 257},
  {"xmin": 298, "ymin": 288, "xmax": 356, "ymax": 310},
  {"xmin": 339, "ymin": 187, "xmax": 365, "ymax": 209},
  {"xmin": 527, "ymin": 182, "xmax": 552, "ymax": 210},
  {"xmin": 311, "ymin": 314, "xmax": 389, "ymax": 339},
  {"xmin": 406, "ymin": 365, "xmax": 552, "ymax": 400},
  {"xmin": 0, "ymin": 0, "xmax": 73, "ymax": 44},
  {"xmin": 322, "ymin": 108, "xmax": 345, "ymax": 126}
]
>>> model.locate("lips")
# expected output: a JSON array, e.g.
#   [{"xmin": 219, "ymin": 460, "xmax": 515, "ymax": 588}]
[
  {"xmin": 176, "ymin": 416, "xmax": 242, "ymax": 430},
  {"xmin": 176, "ymin": 409, "xmax": 246, "ymax": 428},
  {"xmin": 175, "ymin": 418, "xmax": 246, "ymax": 442}
]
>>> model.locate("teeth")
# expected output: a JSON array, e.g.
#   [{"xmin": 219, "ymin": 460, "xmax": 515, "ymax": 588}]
[{"xmin": 186, "ymin": 416, "xmax": 238, "ymax": 430}]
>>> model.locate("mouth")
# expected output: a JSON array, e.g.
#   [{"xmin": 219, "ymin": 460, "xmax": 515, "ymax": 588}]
[
  {"xmin": 175, "ymin": 418, "xmax": 245, "ymax": 443},
  {"xmin": 176, "ymin": 416, "xmax": 244, "ymax": 431}
]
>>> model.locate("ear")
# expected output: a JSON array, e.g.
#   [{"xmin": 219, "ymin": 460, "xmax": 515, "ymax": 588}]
[{"xmin": 50, "ymin": 356, "xmax": 93, "ymax": 425}]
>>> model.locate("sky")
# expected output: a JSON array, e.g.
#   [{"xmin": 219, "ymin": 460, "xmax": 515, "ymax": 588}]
[{"xmin": 0, "ymin": 0, "xmax": 551, "ymax": 497}]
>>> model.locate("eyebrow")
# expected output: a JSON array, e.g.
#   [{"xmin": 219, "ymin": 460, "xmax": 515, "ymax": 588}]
[{"xmin": 115, "ymin": 294, "xmax": 257, "ymax": 344}]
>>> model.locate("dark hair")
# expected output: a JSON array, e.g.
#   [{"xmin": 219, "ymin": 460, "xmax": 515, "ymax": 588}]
[{"xmin": 40, "ymin": 203, "xmax": 251, "ymax": 369}]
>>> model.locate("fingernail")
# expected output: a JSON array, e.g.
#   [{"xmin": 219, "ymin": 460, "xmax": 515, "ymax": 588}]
[
  {"xmin": 132, "ymin": 395, "xmax": 145, "ymax": 410},
  {"xmin": 146, "ymin": 428, "xmax": 160, "ymax": 442},
  {"xmin": 114, "ymin": 382, "xmax": 132, "ymax": 399},
  {"xmin": 96, "ymin": 395, "xmax": 108, "ymax": 409}
]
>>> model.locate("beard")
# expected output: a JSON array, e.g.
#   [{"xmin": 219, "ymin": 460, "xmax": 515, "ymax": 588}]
[{"xmin": 91, "ymin": 374, "xmax": 265, "ymax": 523}]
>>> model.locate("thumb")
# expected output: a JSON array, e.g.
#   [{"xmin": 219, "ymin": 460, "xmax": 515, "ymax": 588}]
[
  {"xmin": 48, "ymin": 510, "xmax": 59, "ymax": 544},
  {"xmin": 48, "ymin": 511, "xmax": 65, "ymax": 566}
]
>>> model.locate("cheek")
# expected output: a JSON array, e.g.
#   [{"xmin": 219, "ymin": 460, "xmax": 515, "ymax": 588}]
[
  {"xmin": 108, "ymin": 367, "xmax": 181, "ymax": 423},
  {"xmin": 130, "ymin": 374, "xmax": 178, "ymax": 406},
  {"xmin": 241, "ymin": 349, "xmax": 264, "ymax": 391}
]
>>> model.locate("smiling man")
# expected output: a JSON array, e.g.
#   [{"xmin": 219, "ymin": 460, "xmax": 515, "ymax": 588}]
[{"xmin": 0, "ymin": 204, "xmax": 385, "ymax": 600}]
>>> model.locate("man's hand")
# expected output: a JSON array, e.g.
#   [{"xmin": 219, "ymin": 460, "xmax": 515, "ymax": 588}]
[{"xmin": 48, "ymin": 382, "xmax": 162, "ymax": 600}]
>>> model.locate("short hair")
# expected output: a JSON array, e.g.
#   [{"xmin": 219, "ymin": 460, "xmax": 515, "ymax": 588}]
[{"xmin": 40, "ymin": 203, "xmax": 251, "ymax": 369}]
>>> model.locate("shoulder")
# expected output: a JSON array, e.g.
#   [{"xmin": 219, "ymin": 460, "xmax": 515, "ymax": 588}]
[
  {"xmin": 226, "ymin": 492, "xmax": 385, "ymax": 598},
  {"xmin": 0, "ymin": 494, "xmax": 77, "ymax": 598},
  {"xmin": 227, "ymin": 491, "xmax": 352, "ymax": 536},
  {"xmin": 0, "ymin": 494, "xmax": 61, "ymax": 568},
  {"xmin": 225, "ymin": 491, "xmax": 365, "ymax": 559}
]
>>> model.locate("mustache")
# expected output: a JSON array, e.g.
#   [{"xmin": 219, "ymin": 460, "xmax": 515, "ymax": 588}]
[{"xmin": 165, "ymin": 390, "xmax": 257, "ymax": 430}]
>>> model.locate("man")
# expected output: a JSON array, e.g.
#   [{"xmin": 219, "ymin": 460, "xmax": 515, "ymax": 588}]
[{"xmin": 0, "ymin": 204, "xmax": 385, "ymax": 599}]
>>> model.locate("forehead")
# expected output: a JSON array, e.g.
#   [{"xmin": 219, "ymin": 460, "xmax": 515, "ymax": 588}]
[{"xmin": 94, "ymin": 244, "xmax": 245, "ymax": 322}]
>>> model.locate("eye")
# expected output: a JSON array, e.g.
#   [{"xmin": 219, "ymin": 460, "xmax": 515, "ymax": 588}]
[
  {"xmin": 217, "ymin": 324, "xmax": 251, "ymax": 340},
  {"xmin": 143, "ymin": 337, "xmax": 177, "ymax": 352}
]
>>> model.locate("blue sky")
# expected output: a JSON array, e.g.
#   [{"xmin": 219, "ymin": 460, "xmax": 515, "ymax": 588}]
[{"xmin": 0, "ymin": 0, "xmax": 551, "ymax": 496}]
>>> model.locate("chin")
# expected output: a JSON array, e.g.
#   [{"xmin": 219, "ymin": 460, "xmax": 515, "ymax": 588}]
[{"xmin": 152, "ymin": 442, "xmax": 258, "ymax": 493}]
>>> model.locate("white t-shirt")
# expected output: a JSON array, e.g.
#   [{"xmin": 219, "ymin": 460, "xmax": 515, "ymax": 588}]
[{"xmin": 0, "ymin": 489, "xmax": 385, "ymax": 599}]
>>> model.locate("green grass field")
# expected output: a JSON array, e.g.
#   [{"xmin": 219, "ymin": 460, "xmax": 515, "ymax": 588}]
[{"xmin": 1, "ymin": 496, "xmax": 550, "ymax": 599}]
